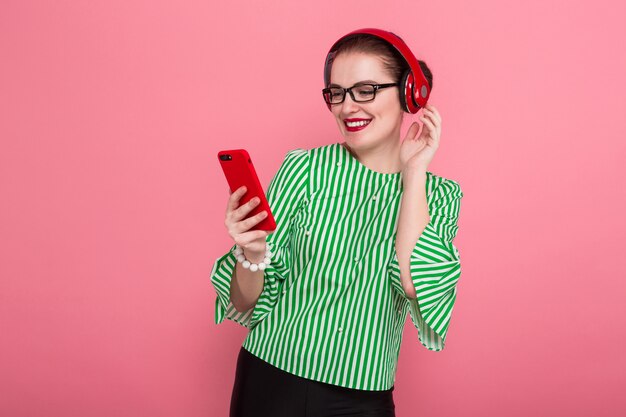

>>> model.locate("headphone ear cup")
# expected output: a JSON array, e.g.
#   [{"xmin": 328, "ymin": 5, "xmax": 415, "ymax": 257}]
[
  {"xmin": 398, "ymin": 70, "xmax": 411, "ymax": 112},
  {"xmin": 400, "ymin": 70, "xmax": 421, "ymax": 113}
]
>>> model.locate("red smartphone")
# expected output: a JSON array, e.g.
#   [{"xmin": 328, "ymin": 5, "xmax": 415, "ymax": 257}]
[{"xmin": 217, "ymin": 149, "xmax": 276, "ymax": 231}]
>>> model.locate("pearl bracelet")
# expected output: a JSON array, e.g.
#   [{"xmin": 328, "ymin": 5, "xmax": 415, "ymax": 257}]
[{"xmin": 234, "ymin": 243, "xmax": 273, "ymax": 272}]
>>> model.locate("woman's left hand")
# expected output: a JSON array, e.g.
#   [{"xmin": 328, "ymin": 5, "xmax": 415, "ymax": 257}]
[{"xmin": 399, "ymin": 103, "xmax": 442, "ymax": 172}]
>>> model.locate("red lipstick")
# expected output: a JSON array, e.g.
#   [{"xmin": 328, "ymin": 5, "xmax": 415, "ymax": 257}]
[{"xmin": 344, "ymin": 118, "xmax": 372, "ymax": 132}]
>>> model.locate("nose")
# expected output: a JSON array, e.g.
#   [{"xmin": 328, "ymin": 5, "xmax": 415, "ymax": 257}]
[{"xmin": 340, "ymin": 90, "xmax": 360, "ymax": 114}]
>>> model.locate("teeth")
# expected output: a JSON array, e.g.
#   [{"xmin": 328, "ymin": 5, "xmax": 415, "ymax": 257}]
[{"xmin": 346, "ymin": 120, "xmax": 371, "ymax": 127}]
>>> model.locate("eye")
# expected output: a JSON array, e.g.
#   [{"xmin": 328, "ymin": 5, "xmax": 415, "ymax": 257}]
[{"xmin": 355, "ymin": 86, "xmax": 375, "ymax": 97}]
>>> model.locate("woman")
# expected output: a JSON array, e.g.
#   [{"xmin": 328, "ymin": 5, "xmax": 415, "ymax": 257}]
[{"xmin": 210, "ymin": 28, "xmax": 463, "ymax": 417}]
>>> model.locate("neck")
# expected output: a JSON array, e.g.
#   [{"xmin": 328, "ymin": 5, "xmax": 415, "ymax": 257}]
[{"xmin": 341, "ymin": 141, "xmax": 402, "ymax": 174}]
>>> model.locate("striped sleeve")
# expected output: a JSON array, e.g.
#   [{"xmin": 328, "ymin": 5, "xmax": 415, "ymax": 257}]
[
  {"xmin": 388, "ymin": 178, "xmax": 463, "ymax": 351},
  {"xmin": 210, "ymin": 148, "xmax": 310, "ymax": 330}
]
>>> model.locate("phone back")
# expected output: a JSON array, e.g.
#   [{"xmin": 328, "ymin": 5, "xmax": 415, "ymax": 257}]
[{"xmin": 217, "ymin": 149, "xmax": 276, "ymax": 231}]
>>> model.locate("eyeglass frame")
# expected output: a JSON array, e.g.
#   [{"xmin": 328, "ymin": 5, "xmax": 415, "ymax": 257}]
[{"xmin": 321, "ymin": 82, "xmax": 400, "ymax": 105}]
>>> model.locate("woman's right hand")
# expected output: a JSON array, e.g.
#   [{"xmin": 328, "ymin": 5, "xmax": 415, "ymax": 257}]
[{"xmin": 225, "ymin": 185, "xmax": 274, "ymax": 261}]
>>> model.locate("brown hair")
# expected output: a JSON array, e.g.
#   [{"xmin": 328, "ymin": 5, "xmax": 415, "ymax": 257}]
[{"xmin": 326, "ymin": 32, "xmax": 433, "ymax": 92}]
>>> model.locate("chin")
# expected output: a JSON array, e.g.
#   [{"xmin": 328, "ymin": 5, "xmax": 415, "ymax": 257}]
[{"xmin": 344, "ymin": 132, "xmax": 373, "ymax": 145}]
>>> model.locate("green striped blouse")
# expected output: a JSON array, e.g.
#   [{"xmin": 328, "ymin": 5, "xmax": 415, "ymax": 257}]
[{"xmin": 210, "ymin": 142, "xmax": 463, "ymax": 391}]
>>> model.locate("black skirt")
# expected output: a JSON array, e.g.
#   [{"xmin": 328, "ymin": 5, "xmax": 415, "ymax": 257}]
[{"xmin": 230, "ymin": 346, "xmax": 396, "ymax": 417}]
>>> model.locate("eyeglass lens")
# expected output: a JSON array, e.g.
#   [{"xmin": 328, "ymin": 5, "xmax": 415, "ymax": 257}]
[{"xmin": 327, "ymin": 85, "xmax": 376, "ymax": 104}]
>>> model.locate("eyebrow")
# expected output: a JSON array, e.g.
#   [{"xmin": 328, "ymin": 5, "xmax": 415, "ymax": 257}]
[{"xmin": 329, "ymin": 80, "xmax": 379, "ymax": 88}]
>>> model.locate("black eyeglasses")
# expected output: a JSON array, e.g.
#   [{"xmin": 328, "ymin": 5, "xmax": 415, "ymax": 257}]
[{"xmin": 322, "ymin": 83, "xmax": 399, "ymax": 105}]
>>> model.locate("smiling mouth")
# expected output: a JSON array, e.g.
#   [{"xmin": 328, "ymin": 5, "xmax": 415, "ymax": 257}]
[
  {"xmin": 344, "ymin": 119, "xmax": 371, "ymax": 127},
  {"xmin": 344, "ymin": 119, "xmax": 372, "ymax": 132}
]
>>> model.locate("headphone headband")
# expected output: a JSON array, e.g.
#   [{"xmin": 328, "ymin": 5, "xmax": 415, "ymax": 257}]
[{"xmin": 323, "ymin": 28, "xmax": 430, "ymax": 113}]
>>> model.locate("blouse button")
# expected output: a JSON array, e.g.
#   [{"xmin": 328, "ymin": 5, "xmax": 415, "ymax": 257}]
[
  {"xmin": 282, "ymin": 289, "xmax": 287, "ymax": 294},
  {"xmin": 336, "ymin": 162, "xmax": 342, "ymax": 166},
  {"xmin": 372, "ymin": 195, "xmax": 378, "ymax": 200},
  {"xmin": 337, "ymin": 327, "xmax": 343, "ymax": 333},
  {"xmin": 353, "ymin": 257, "xmax": 359, "ymax": 262},
  {"xmin": 305, "ymin": 230, "xmax": 311, "ymax": 236}
]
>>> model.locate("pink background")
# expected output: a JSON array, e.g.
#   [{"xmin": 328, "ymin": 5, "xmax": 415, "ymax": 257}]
[{"xmin": 2, "ymin": 0, "xmax": 625, "ymax": 416}]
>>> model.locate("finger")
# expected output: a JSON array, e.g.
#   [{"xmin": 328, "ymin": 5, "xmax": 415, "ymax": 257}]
[
  {"xmin": 232, "ymin": 195, "xmax": 261, "ymax": 221},
  {"xmin": 238, "ymin": 211, "xmax": 267, "ymax": 232},
  {"xmin": 419, "ymin": 115, "xmax": 436, "ymax": 137},
  {"xmin": 425, "ymin": 104, "xmax": 441, "ymax": 124},
  {"xmin": 227, "ymin": 185, "xmax": 247, "ymax": 212},
  {"xmin": 422, "ymin": 109, "xmax": 440, "ymax": 128},
  {"xmin": 235, "ymin": 210, "xmax": 268, "ymax": 233},
  {"xmin": 429, "ymin": 108, "xmax": 441, "ymax": 124},
  {"xmin": 431, "ymin": 107, "xmax": 441, "ymax": 124}
]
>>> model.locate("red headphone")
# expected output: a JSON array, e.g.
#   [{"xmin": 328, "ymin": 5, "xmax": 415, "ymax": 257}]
[{"xmin": 323, "ymin": 28, "xmax": 430, "ymax": 114}]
